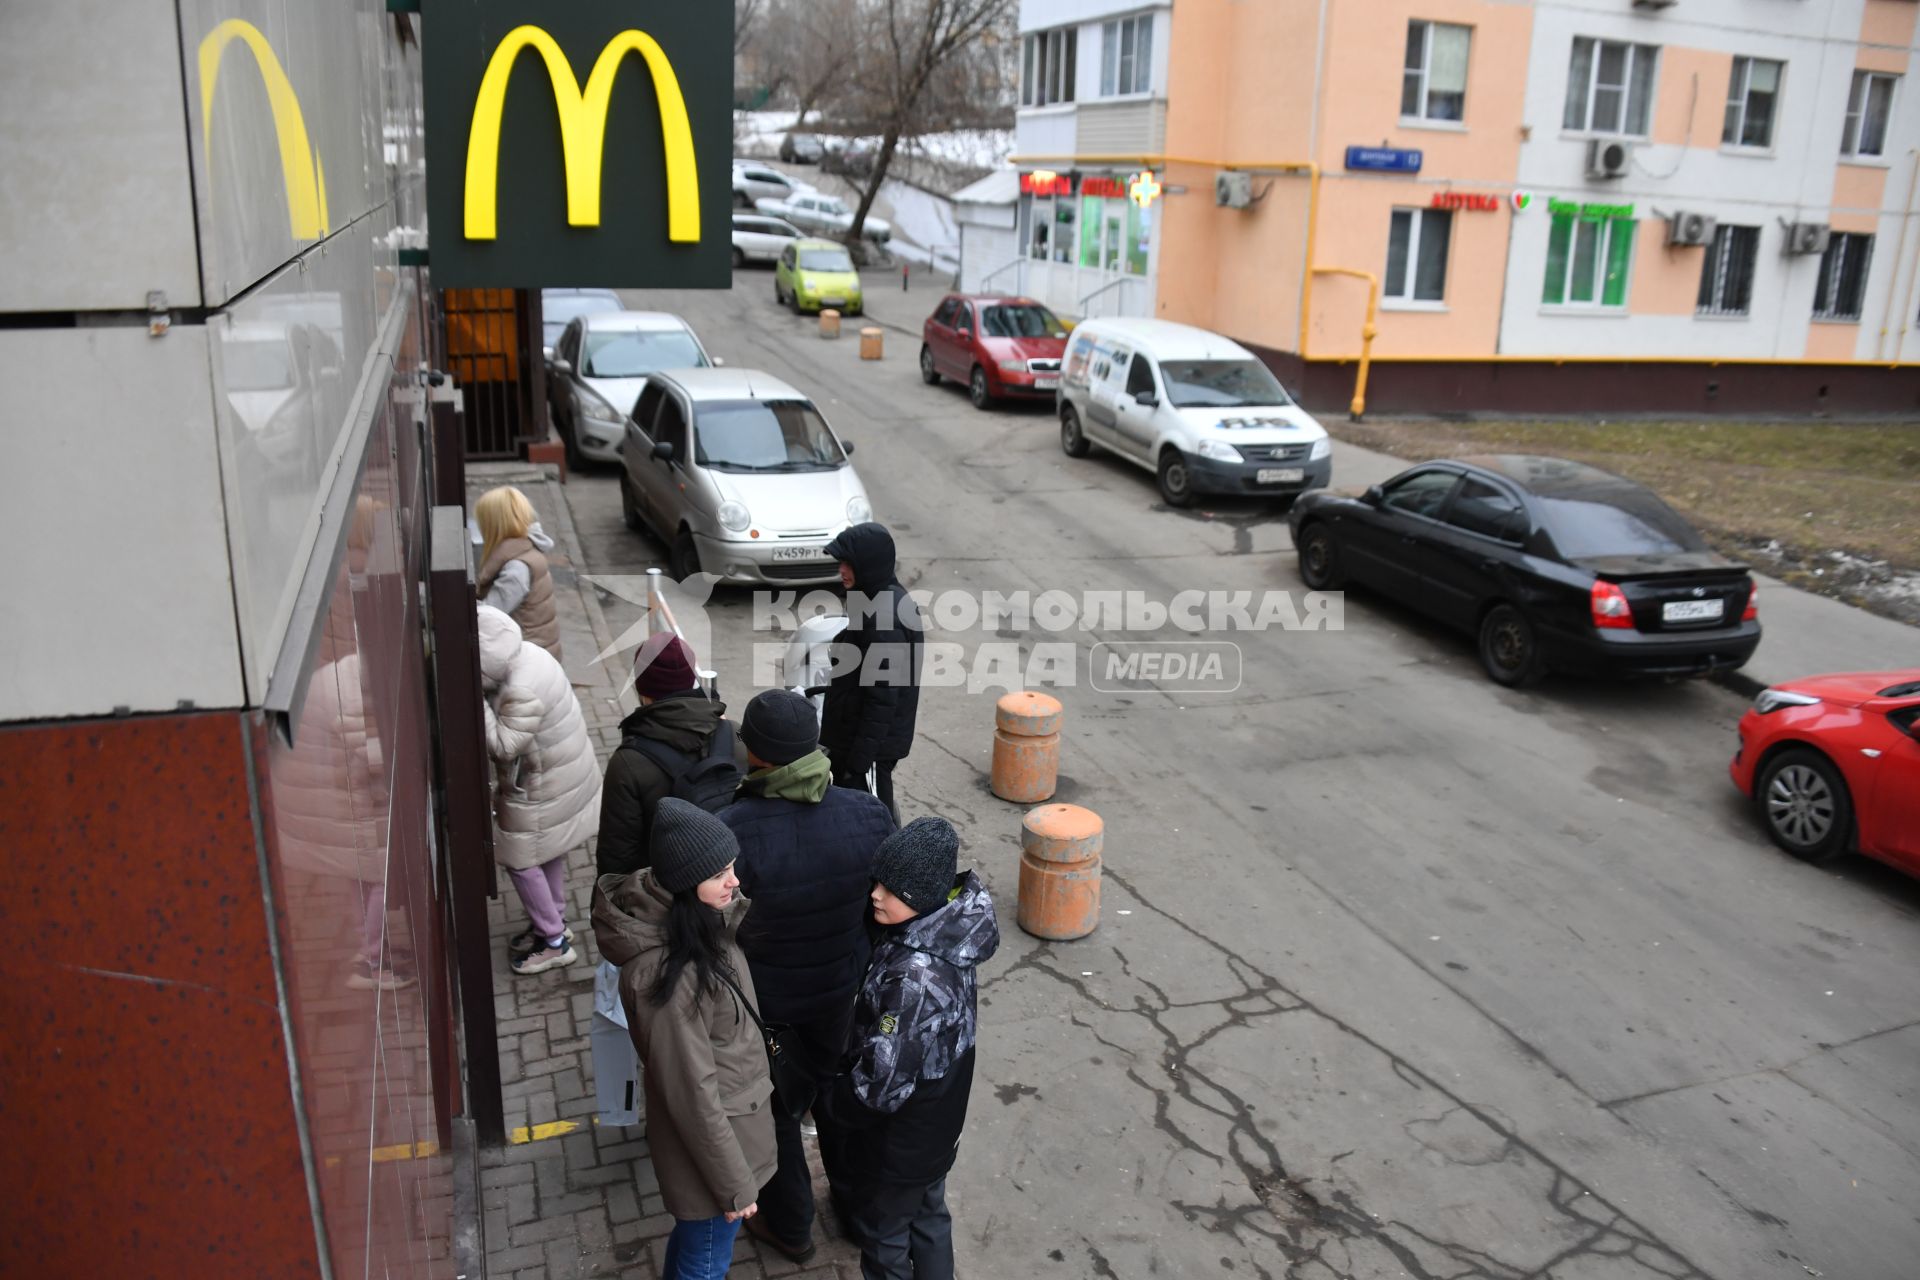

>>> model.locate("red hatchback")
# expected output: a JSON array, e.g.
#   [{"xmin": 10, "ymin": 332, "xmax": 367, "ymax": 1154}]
[
  {"xmin": 920, "ymin": 295, "xmax": 1069, "ymax": 409},
  {"xmin": 1730, "ymin": 669, "xmax": 1920, "ymax": 876}
]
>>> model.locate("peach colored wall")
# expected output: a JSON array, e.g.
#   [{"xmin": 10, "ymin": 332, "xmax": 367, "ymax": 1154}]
[
  {"xmin": 1650, "ymin": 47, "xmax": 1732, "ymax": 149},
  {"xmin": 1630, "ymin": 228, "xmax": 1710, "ymax": 316},
  {"xmin": 1861, "ymin": 0, "xmax": 1919, "ymax": 52},
  {"xmin": 1806, "ymin": 322, "xmax": 1863, "ymax": 361},
  {"xmin": 1857, "ymin": 44, "xmax": 1911, "ymax": 74},
  {"xmin": 1833, "ymin": 163, "xmax": 1889, "ymax": 226}
]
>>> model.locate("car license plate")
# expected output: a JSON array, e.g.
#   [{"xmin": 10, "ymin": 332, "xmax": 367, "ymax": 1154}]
[
  {"xmin": 1663, "ymin": 599, "xmax": 1724, "ymax": 623},
  {"xmin": 1034, "ymin": 375, "xmax": 1059, "ymax": 390},
  {"xmin": 1256, "ymin": 468, "xmax": 1306, "ymax": 484},
  {"xmin": 820, "ymin": 297, "xmax": 845, "ymax": 308},
  {"xmin": 770, "ymin": 546, "xmax": 828, "ymax": 563}
]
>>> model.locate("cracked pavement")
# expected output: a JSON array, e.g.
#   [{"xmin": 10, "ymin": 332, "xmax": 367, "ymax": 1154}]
[{"xmin": 560, "ymin": 272, "xmax": 1920, "ymax": 1278}]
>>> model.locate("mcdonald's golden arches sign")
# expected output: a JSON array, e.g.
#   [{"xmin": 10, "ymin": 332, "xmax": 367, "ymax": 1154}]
[{"xmin": 423, "ymin": 0, "xmax": 733, "ymax": 288}]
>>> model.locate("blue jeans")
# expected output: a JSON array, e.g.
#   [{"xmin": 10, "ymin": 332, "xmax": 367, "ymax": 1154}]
[{"xmin": 661, "ymin": 1215, "xmax": 742, "ymax": 1279}]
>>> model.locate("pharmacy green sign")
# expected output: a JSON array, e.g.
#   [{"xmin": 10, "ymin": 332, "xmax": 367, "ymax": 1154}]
[{"xmin": 1546, "ymin": 198, "xmax": 1636, "ymax": 221}]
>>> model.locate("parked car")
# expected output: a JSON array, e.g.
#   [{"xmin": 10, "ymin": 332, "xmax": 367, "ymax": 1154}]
[
  {"xmin": 618, "ymin": 367, "xmax": 872, "ymax": 585},
  {"xmin": 539, "ymin": 287, "xmax": 623, "ymax": 358},
  {"xmin": 754, "ymin": 189, "xmax": 892, "ymax": 243},
  {"xmin": 1729, "ymin": 670, "xmax": 1920, "ymax": 872},
  {"xmin": 1288, "ymin": 455, "xmax": 1762, "ymax": 686},
  {"xmin": 774, "ymin": 239, "xmax": 863, "ymax": 315},
  {"xmin": 732, "ymin": 213, "xmax": 804, "ymax": 267},
  {"xmin": 1058, "ymin": 318, "xmax": 1329, "ymax": 507},
  {"xmin": 733, "ymin": 162, "xmax": 802, "ymax": 210},
  {"xmin": 780, "ymin": 131, "xmax": 826, "ymax": 164},
  {"xmin": 920, "ymin": 295, "xmax": 1069, "ymax": 408},
  {"xmin": 547, "ymin": 311, "xmax": 714, "ymax": 467},
  {"xmin": 822, "ymin": 137, "xmax": 876, "ymax": 179}
]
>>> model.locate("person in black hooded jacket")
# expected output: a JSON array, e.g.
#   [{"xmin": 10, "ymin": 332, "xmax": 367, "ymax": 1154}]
[{"xmin": 819, "ymin": 522, "xmax": 923, "ymax": 822}]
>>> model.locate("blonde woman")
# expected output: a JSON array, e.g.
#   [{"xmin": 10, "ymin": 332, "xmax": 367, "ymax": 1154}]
[{"xmin": 476, "ymin": 486, "xmax": 563, "ymax": 662}]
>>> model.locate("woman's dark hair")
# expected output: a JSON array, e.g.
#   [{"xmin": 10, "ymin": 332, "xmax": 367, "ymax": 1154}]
[{"xmin": 646, "ymin": 891, "xmax": 735, "ymax": 1008}]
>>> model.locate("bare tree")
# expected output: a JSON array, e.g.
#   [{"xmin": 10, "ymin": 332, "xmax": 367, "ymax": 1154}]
[
  {"xmin": 844, "ymin": 0, "xmax": 1014, "ymax": 242},
  {"xmin": 734, "ymin": 0, "xmax": 763, "ymax": 56}
]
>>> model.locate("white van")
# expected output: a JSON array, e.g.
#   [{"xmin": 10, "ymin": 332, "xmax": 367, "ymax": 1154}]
[{"xmin": 1057, "ymin": 318, "xmax": 1331, "ymax": 507}]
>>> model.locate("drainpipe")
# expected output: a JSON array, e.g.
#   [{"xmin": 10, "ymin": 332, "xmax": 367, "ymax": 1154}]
[
  {"xmin": 1309, "ymin": 266, "xmax": 1379, "ymax": 419},
  {"xmin": 1303, "ymin": 0, "xmax": 1332, "ymax": 358},
  {"xmin": 1876, "ymin": 148, "xmax": 1920, "ymax": 360},
  {"xmin": 1895, "ymin": 149, "xmax": 1920, "ymax": 362}
]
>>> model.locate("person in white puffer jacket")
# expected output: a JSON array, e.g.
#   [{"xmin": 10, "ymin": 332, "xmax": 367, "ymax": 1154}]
[{"xmin": 477, "ymin": 604, "xmax": 603, "ymax": 975}]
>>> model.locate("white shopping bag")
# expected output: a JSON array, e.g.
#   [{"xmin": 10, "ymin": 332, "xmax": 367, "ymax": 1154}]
[{"xmin": 590, "ymin": 960, "xmax": 641, "ymax": 1127}]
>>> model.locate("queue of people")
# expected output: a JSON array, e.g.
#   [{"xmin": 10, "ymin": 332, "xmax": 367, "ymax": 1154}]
[{"xmin": 474, "ymin": 505, "xmax": 975, "ymax": 1277}]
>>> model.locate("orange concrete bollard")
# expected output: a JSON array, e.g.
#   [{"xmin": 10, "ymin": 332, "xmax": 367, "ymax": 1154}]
[
  {"xmin": 1018, "ymin": 804, "xmax": 1102, "ymax": 941},
  {"xmin": 991, "ymin": 690, "xmax": 1063, "ymax": 803},
  {"xmin": 819, "ymin": 309, "xmax": 841, "ymax": 339},
  {"xmin": 859, "ymin": 327, "xmax": 884, "ymax": 360}
]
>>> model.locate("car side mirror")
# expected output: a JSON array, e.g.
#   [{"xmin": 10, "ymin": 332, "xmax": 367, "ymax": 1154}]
[
  {"xmin": 1363, "ymin": 484, "xmax": 1385, "ymax": 505},
  {"xmin": 1134, "ymin": 391, "xmax": 1158, "ymax": 408},
  {"xmin": 651, "ymin": 441, "xmax": 676, "ymax": 463},
  {"xmin": 551, "ymin": 357, "xmax": 571, "ymax": 376},
  {"xmin": 711, "ymin": 356, "xmax": 726, "ymax": 367},
  {"xmin": 841, "ymin": 440, "xmax": 855, "ymax": 455}
]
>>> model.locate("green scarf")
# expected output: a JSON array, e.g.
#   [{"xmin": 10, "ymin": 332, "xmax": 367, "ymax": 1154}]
[{"xmin": 744, "ymin": 749, "xmax": 832, "ymax": 802}]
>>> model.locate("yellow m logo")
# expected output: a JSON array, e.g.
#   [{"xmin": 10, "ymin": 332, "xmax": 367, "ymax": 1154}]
[
  {"xmin": 463, "ymin": 25, "xmax": 700, "ymax": 243},
  {"xmin": 198, "ymin": 19, "xmax": 330, "ymax": 240}
]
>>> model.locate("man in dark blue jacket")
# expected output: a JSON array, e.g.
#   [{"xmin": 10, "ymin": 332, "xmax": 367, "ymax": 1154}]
[
  {"xmin": 820, "ymin": 522, "xmax": 924, "ymax": 823},
  {"xmin": 723, "ymin": 689, "xmax": 897, "ymax": 1262}
]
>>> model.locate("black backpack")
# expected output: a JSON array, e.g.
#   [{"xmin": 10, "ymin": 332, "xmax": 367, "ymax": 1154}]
[{"xmin": 626, "ymin": 722, "xmax": 742, "ymax": 814}]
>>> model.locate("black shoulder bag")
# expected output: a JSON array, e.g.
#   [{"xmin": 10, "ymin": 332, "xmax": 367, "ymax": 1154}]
[{"xmin": 717, "ymin": 970, "xmax": 815, "ymax": 1119}]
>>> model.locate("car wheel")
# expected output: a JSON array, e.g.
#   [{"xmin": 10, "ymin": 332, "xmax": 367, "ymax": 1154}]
[
  {"xmin": 1297, "ymin": 522, "xmax": 1345, "ymax": 590},
  {"xmin": 619, "ymin": 475, "xmax": 644, "ymax": 533},
  {"xmin": 669, "ymin": 528, "xmax": 701, "ymax": 582},
  {"xmin": 969, "ymin": 366, "xmax": 992, "ymax": 410},
  {"xmin": 1478, "ymin": 603, "xmax": 1544, "ymax": 687},
  {"xmin": 1757, "ymin": 748, "xmax": 1853, "ymax": 864},
  {"xmin": 733, "ymin": 191, "xmax": 751, "ymax": 210},
  {"xmin": 1156, "ymin": 449, "xmax": 1195, "ymax": 508},
  {"xmin": 732, "ymin": 247, "xmax": 746, "ymax": 270},
  {"xmin": 919, "ymin": 345, "xmax": 942, "ymax": 386},
  {"xmin": 1060, "ymin": 405, "xmax": 1090, "ymax": 458}
]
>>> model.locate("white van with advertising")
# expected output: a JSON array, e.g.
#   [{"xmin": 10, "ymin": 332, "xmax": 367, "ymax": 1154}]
[{"xmin": 1057, "ymin": 318, "xmax": 1331, "ymax": 508}]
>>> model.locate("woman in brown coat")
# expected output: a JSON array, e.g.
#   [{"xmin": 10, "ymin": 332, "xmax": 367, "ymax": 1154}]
[
  {"xmin": 592, "ymin": 798, "xmax": 776, "ymax": 1278},
  {"xmin": 475, "ymin": 485, "xmax": 563, "ymax": 662}
]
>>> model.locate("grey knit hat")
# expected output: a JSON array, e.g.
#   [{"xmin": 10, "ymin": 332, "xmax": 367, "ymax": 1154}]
[
  {"xmin": 872, "ymin": 816, "xmax": 960, "ymax": 916},
  {"xmin": 741, "ymin": 689, "xmax": 819, "ymax": 765},
  {"xmin": 650, "ymin": 797, "xmax": 740, "ymax": 893}
]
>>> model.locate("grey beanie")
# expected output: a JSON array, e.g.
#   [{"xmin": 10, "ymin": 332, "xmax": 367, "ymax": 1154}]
[
  {"xmin": 872, "ymin": 816, "xmax": 960, "ymax": 916},
  {"xmin": 741, "ymin": 689, "xmax": 820, "ymax": 765},
  {"xmin": 650, "ymin": 797, "xmax": 740, "ymax": 893}
]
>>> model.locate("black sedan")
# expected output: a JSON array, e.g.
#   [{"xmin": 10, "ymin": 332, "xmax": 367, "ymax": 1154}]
[{"xmin": 1287, "ymin": 455, "xmax": 1761, "ymax": 686}]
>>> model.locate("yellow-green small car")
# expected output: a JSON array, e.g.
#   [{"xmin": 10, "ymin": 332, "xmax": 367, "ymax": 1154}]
[{"xmin": 774, "ymin": 239, "xmax": 864, "ymax": 315}]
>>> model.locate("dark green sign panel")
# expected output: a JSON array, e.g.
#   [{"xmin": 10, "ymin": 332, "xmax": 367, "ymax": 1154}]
[{"xmin": 423, "ymin": 0, "xmax": 734, "ymax": 287}]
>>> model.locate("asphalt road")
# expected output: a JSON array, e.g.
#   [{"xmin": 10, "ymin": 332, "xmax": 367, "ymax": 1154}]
[{"xmin": 560, "ymin": 273, "xmax": 1920, "ymax": 1280}]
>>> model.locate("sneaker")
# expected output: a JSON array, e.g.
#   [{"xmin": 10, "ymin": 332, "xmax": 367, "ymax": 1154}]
[
  {"xmin": 744, "ymin": 1214, "xmax": 817, "ymax": 1264},
  {"xmin": 347, "ymin": 958, "xmax": 418, "ymax": 991},
  {"xmin": 508, "ymin": 925, "xmax": 574, "ymax": 961},
  {"xmin": 799, "ymin": 1112, "xmax": 818, "ymax": 1137},
  {"xmin": 511, "ymin": 937, "xmax": 577, "ymax": 976}
]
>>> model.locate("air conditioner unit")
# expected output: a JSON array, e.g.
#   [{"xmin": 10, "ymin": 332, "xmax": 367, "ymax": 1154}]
[
  {"xmin": 1666, "ymin": 210, "xmax": 1717, "ymax": 246},
  {"xmin": 1585, "ymin": 138, "xmax": 1633, "ymax": 180},
  {"xmin": 1215, "ymin": 171, "xmax": 1253, "ymax": 209},
  {"xmin": 1784, "ymin": 222, "xmax": 1831, "ymax": 256}
]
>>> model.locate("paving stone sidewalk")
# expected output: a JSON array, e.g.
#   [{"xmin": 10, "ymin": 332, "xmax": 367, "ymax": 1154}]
[{"xmin": 465, "ymin": 464, "xmax": 861, "ymax": 1279}]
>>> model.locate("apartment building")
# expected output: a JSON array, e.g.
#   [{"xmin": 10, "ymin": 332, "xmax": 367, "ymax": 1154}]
[{"xmin": 1014, "ymin": 0, "xmax": 1920, "ymax": 413}]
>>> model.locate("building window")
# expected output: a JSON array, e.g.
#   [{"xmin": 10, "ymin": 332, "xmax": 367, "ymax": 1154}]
[
  {"xmin": 1021, "ymin": 27, "xmax": 1077, "ymax": 107},
  {"xmin": 1722, "ymin": 57, "xmax": 1782, "ymax": 149},
  {"xmin": 1385, "ymin": 208, "xmax": 1453, "ymax": 302},
  {"xmin": 1563, "ymin": 37, "xmax": 1658, "ymax": 135},
  {"xmin": 1813, "ymin": 232, "xmax": 1873, "ymax": 320},
  {"xmin": 1402, "ymin": 20, "xmax": 1470, "ymax": 123},
  {"xmin": 1099, "ymin": 14, "xmax": 1153, "ymax": 97},
  {"xmin": 1696, "ymin": 225, "xmax": 1759, "ymax": 316},
  {"xmin": 1840, "ymin": 70, "xmax": 1897, "ymax": 158},
  {"xmin": 1543, "ymin": 213, "xmax": 1636, "ymax": 307}
]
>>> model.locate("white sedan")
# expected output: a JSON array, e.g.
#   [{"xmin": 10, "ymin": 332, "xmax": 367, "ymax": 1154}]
[
  {"xmin": 731, "ymin": 213, "xmax": 803, "ymax": 267},
  {"xmin": 754, "ymin": 190, "xmax": 892, "ymax": 243}
]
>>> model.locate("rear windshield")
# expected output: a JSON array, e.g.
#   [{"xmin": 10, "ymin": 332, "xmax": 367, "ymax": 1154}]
[
  {"xmin": 1537, "ymin": 490, "xmax": 1708, "ymax": 557},
  {"xmin": 1160, "ymin": 360, "xmax": 1293, "ymax": 409},
  {"xmin": 799, "ymin": 248, "xmax": 855, "ymax": 272},
  {"xmin": 983, "ymin": 304, "xmax": 1067, "ymax": 339}
]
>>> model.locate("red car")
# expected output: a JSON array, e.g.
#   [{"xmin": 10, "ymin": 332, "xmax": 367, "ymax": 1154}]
[
  {"xmin": 919, "ymin": 294, "xmax": 1069, "ymax": 409},
  {"xmin": 1730, "ymin": 669, "xmax": 1920, "ymax": 875}
]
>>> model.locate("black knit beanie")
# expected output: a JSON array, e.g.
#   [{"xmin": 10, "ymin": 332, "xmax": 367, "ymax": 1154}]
[
  {"xmin": 741, "ymin": 689, "xmax": 819, "ymax": 765},
  {"xmin": 872, "ymin": 816, "xmax": 959, "ymax": 916},
  {"xmin": 650, "ymin": 797, "xmax": 740, "ymax": 893}
]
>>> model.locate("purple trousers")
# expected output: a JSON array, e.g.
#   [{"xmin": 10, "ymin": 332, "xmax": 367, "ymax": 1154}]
[{"xmin": 507, "ymin": 855, "xmax": 570, "ymax": 940}]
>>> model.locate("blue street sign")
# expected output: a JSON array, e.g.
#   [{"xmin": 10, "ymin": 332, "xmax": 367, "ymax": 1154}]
[{"xmin": 1344, "ymin": 146, "xmax": 1423, "ymax": 174}]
